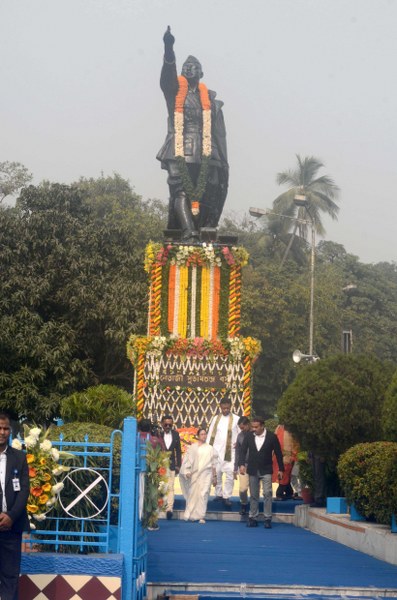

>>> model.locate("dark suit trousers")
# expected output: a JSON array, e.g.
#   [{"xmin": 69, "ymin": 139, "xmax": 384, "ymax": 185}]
[{"xmin": 0, "ymin": 530, "xmax": 22, "ymax": 600}]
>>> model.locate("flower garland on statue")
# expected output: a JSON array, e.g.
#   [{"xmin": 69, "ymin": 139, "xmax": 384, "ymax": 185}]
[
  {"xmin": 174, "ymin": 75, "xmax": 211, "ymax": 216},
  {"xmin": 12, "ymin": 426, "xmax": 72, "ymax": 529}
]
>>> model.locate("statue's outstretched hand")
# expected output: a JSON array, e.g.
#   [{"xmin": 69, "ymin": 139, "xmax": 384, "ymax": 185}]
[{"xmin": 163, "ymin": 26, "xmax": 175, "ymax": 49}]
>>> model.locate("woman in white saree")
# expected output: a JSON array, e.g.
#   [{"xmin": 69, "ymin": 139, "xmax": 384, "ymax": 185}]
[{"xmin": 179, "ymin": 428, "xmax": 218, "ymax": 523}]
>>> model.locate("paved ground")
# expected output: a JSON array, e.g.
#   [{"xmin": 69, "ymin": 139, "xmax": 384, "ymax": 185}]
[{"xmin": 147, "ymin": 519, "xmax": 397, "ymax": 591}]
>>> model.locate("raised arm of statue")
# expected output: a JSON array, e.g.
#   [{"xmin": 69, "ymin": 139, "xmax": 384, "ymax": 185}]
[
  {"xmin": 163, "ymin": 26, "xmax": 175, "ymax": 62},
  {"xmin": 161, "ymin": 26, "xmax": 178, "ymax": 106}
]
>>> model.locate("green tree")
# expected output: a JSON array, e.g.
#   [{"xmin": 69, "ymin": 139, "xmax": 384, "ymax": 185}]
[
  {"xmin": 60, "ymin": 384, "xmax": 135, "ymax": 429},
  {"xmin": 277, "ymin": 354, "xmax": 394, "ymax": 462},
  {"xmin": 0, "ymin": 161, "xmax": 33, "ymax": 203},
  {"xmin": 0, "ymin": 176, "xmax": 166, "ymax": 421},
  {"xmin": 273, "ymin": 154, "xmax": 340, "ymax": 239},
  {"xmin": 382, "ymin": 368, "xmax": 397, "ymax": 441}
]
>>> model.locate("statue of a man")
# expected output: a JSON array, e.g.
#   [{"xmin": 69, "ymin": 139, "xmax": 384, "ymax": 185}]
[{"xmin": 157, "ymin": 27, "xmax": 229, "ymax": 241}]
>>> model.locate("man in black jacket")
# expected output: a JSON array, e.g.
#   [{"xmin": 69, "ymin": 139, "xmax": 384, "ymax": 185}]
[
  {"xmin": 160, "ymin": 415, "xmax": 182, "ymax": 520},
  {"xmin": 0, "ymin": 413, "xmax": 30, "ymax": 600},
  {"xmin": 239, "ymin": 416, "xmax": 284, "ymax": 529}
]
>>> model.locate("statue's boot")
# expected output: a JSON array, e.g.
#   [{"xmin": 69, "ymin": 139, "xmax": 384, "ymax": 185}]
[{"xmin": 174, "ymin": 193, "xmax": 199, "ymax": 242}]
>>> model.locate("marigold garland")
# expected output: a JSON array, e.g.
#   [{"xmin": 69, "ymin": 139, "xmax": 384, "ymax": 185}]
[
  {"xmin": 242, "ymin": 355, "xmax": 252, "ymax": 416},
  {"xmin": 145, "ymin": 243, "xmax": 248, "ymax": 274},
  {"xmin": 127, "ymin": 334, "xmax": 261, "ymax": 366},
  {"xmin": 136, "ymin": 352, "xmax": 146, "ymax": 418},
  {"xmin": 174, "ymin": 75, "xmax": 212, "ymax": 214}
]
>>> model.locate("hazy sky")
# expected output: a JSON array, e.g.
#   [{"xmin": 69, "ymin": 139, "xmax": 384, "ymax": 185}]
[{"xmin": 2, "ymin": 0, "xmax": 396, "ymax": 264}]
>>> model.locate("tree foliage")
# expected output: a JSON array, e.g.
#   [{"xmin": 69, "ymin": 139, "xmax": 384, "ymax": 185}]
[
  {"xmin": 0, "ymin": 175, "xmax": 166, "ymax": 421},
  {"xmin": 60, "ymin": 384, "xmax": 135, "ymax": 429},
  {"xmin": 338, "ymin": 441, "xmax": 397, "ymax": 524},
  {"xmin": 273, "ymin": 154, "xmax": 340, "ymax": 238},
  {"xmin": 0, "ymin": 161, "xmax": 33, "ymax": 203},
  {"xmin": 382, "ymin": 368, "xmax": 397, "ymax": 441},
  {"xmin": 277, "ymin": 354, "xmax": 394, "ymax": 461}
]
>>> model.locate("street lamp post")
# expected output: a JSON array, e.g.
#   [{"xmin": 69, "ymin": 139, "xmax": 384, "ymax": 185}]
[{"xmin": 249, "ymin": 203, "xmax": 317, "ymax": 360}]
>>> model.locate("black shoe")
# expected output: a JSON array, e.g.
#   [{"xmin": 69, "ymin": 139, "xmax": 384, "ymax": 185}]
[
  {"xmin": 247, "ymin": 518, "xmax": 258, "ymax": 528},
  {"xmin": 214, "ymin": 495, "xmax": 223, "ymax": 502},
  {"xmin": 223, "ymin": 498, "xmax": 232, "ymax": 507},
  {"xmin": 264, "ymin": 519, "xmax": 272, "ymax": 529},
  {"xmin": 166, "ymin": 511, "xmax": 173, "ymax": 520},
  {"xmin": 239, "ymin": 504, "xmax": 248, "ymax": 515}
]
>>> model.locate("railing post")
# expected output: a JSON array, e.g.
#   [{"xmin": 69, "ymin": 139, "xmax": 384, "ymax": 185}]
[{"xmin": 119, "ymin": 417, "xmax": 137, "ymax": 600}]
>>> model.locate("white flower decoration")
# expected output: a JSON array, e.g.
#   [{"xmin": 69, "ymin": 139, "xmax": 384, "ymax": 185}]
[
  {"xmin": 51, "ymin": 482, "xmax": 64, "ymax": 495},
  {"xmin": 29, "ymin": 427, "xmax": 42, "ymax": 439},
  {"xmin": 50, "ymin": 448, "xmax": 60, "ymax": 462},
  {"xmin": 24, "ymin": 435, "xmax": 37, "ymax": 448},
  {"xmin": 11, "ymin": 439, "xmax": 22, "ymax": 450},
  {"xmin": 33, "ymin": 513, "xmax": 46, "ymax": 521},
  {"xmin": 40, "ymin": 440, "xmax": 52, "ymax": 452}
]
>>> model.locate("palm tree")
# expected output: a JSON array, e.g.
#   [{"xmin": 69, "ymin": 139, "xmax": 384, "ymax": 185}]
[{"xmin": 273, "ymin": 155, "xmax": 340, "ymax": 240}]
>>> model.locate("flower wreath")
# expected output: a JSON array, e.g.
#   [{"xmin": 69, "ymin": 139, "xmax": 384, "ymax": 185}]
[
  {"xmin": 12, "ymin": 426, "xmax": 71, "ymax": 528},
  {"xmin": 174, "ymin": 75, "xmax": 211, "ymax": 216}
]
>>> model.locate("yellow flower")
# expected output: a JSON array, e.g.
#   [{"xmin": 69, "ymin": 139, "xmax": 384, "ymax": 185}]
[
  {"xmin": 42, "ymin": 483, "xmax": 52, "ymax": 492},
  {"xmin": 41, "ymin": 473, "xmax": 51, "ymax": 482},
  {"xmin": 40, "ymin": 458, "xmax": 47, "ymax": 466},
  {"xmin": 27, "ymin": 504, "xmax": 39, "ymax": 513},
  {"xmin": 26, "ymin": 454, "xmax": 35, "ymax": 464},
  {"xmin": 38, "ymin": 494, "xmax": 49, "ymax": 505}
]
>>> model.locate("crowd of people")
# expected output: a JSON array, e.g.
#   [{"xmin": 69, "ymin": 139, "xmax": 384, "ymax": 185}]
[{"xmin": 139, "ymin": 397, "xmax": 303, "ymax": 529}]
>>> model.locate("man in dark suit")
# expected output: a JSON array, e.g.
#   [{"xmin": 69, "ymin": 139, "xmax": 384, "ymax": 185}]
[
  {"xmin": 0, "ymin": 412, "xmax": 30, "ymax": 600},
  {"xmin": 160, "ymin": 415, "xmax": 182, "ymax": 520},
  {"xmin": 239, "ymin": 416, "xmax": 284, "ymax": 529}
]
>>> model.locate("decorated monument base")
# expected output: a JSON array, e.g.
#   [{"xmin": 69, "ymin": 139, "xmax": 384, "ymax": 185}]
[{"xmin": 127, "ymin": 242, "xmax": 260, "ymax": 427}]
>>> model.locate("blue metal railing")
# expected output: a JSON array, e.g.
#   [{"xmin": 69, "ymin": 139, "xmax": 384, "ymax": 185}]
[
  {"xmin": 24, "ymin": 428, "xmax": 123, "ymax": 553},
  {"xmin": 20, "ymin": 417, "xmax": 148, "ymax": 600}
]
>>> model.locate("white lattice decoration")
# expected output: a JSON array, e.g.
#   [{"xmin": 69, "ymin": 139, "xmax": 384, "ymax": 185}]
[{"xmin": 141, "ymin": 353, "xmax": 247, "ymax": 428}]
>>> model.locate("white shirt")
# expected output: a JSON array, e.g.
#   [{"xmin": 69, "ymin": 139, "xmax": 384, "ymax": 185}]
[
  {"xmin": 207, "ymin": 413, "xmax": 240, "ymax": 463},
  {"xmin": 163, "ymin": 431, "xmax": 172, "ymax": 450},
  {"xmin": 0, "ymin": 449, "xmax": 8, "ymax": 512},
  {"xmin": 254, "ymin": 429, "xmax": 267, "ymax": 451}
]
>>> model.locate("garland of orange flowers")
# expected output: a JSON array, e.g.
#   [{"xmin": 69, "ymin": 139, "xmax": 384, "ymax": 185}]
[
  {"xmin": 227, "ymin": 264, "xmax": 242, "ymax": 337},
  {"xmin": 200, "ymin": 266, "xmax": 210, "ymax": 337},
  {"xmin": 228, "ymin": 265, "xmax": 237, "ymax": 336},
  {"xmin": 242, "ymin": 355, "xmax": 252, "ymax": 416},
  {"xmin": 178, "ymin": 266, "xmax": 189, "ymax": 337},
  {"xmin": 168, "ymin": 264, "xmax": 176, "ymax": 334},
  {"xmin": 174, "ymin": 75, "xmax": 211, "ymax": 215},
  {"xmin": 136, "ymin": 352, "xmax": 145, "ymax": 418},
  {"xmin": 212, "ymin": 265, "xmax": 221, "ymax": 339},
  {"xmin": 234, "ymin": 265, "xmax": 242, "ymax": 336},
  {"xmin": 149, "ymin": 263, "xmax": 162, "ymax": 336}
]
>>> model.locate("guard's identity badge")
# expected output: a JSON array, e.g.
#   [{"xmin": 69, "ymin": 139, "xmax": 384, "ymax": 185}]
[{"xmin": 12, "ymin": 478, "xmax": 21, "ymax": 492}]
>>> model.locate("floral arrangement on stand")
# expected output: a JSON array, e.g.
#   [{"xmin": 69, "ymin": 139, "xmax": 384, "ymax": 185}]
[
  {"xmin": 12, "ymin": 426, "xmax": 72, "ymax": 529},
  {"xmin": 127, "ymin": 335, "xmax": 261, "ymax": 366},
  {"xmin": 144, "ymin": 242, "xmax": 249, "ymax": 273},
  {"xmin": 142, "ymin": 443, "xmax": 169, "ymax": 530},
  {"xmin": 145, "ymin": 242, "xmax": 250, "ymax": 339}
]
